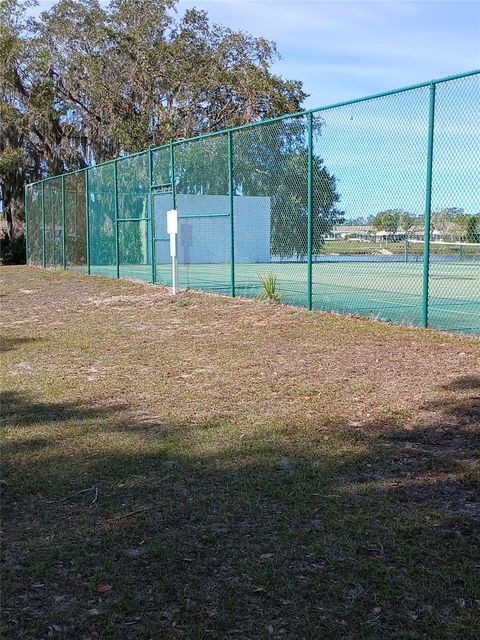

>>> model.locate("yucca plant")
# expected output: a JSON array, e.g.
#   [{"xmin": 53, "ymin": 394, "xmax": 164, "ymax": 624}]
[{"xmin": 255, "ymin": 273, "xmax": 282, "ymax": 303}]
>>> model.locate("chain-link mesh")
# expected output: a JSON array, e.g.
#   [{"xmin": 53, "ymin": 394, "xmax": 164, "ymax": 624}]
[
  {"xmin": 64, "ymin": 172, "xmax": 87, "ymax": 271},
  {"xmin": 152, "ymin": 146, "xmax": 173, "ymax": 286},
  {"xmin": 87, "ymin": 163, "xmax": 116, "ymax": 277},
  {"xmin": 429, "ymin": 74, "xmax": 480, "ymax": 334},
  {"xmin": 233, "ymin": 116, "xmax": 309, "ymax": 306},
  {"xmin": 311, "ymin": 87, "xmax": 430, "ymax": 326},
  {"xmin": 116, "ymin": 152, "xmax": 151, "ymax": 281},
  {"xmin": 152, "ymin": 146, "xmax": 171, "ymax": 188},
  {"xmin": 25, "ymin": 183, "xmax": 42, "ymax": 266},
  {"xmin": 174, "ymin": 134, "xmax": 230, "ymax": 293},
  {"xmin": 25, "ymin": 72, "xmax": 480, "ymax": 336},
  {"xmin": 43, "ymin": 178, "xmax": 63, "ymax": 267}
]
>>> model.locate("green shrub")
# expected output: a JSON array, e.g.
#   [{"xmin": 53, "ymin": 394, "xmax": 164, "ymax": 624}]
[{"xmin": 256, "ymin": 273, "xmax": 282, "ymax": 303}]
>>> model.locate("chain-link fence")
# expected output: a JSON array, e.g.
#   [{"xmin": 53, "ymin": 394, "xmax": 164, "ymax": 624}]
[{"xmin": 25, "ymin": 70, "xmax": 480, "ymax": 335}]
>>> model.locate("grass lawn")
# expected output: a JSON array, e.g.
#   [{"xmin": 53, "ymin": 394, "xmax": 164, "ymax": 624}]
[{"xmin": 1, "ymin": 266, "xmax": 479, "ymax": 639}]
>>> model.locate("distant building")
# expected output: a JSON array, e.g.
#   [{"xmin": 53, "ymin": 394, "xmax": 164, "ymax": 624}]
[
  {"xmin": 327, "ymin": 224, "xmax": 448, "ymax": 243},
  {"xmin": 326, "ymin": 225, "xmax": 373, "ymax": 240}
]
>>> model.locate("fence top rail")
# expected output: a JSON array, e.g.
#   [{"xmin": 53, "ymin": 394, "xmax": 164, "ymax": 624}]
[{"xmin": 25, "ymin": 68, "xmax": 479, "ymax": 188}]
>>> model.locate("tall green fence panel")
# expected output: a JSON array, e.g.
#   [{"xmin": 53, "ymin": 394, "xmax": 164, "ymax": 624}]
[
  {"xmin": 43, "ymin": 177, "xmax": 63, "ymax": 267},
  {"xmin": 233, "ymin": 116, "xmax": 309, "ymax": 306},
  {"xmin": 151, "ymin": 146, "xmax": 171, "ymax": 188},
  {"xmin": 64, "ymin": 172, "xmax": 87, "ymax": 272},
  {"xmin": 117, "ymin": 152, "xmax": 151, "ymax": 282},
  {"xmin": 429, "ymin": 74, "xmax": 480, "ymax": 335},
  {"xmin": 151, "ymin": 146, "xmax": 172, "ymax": 286},
  {"xmin": 174, "ymin": 134, "xmax": 230, "ymax": 294},
  {"xmin": 26, "ymin": 184, "xmax": 42, "ymax": 266},
  {"xmin": 88, "ymin": 163, "xmax": 116, "ymax": 277},
  {"xmin": 311, "ymin": 87, "xmax": 430, "ymax": 327},
  {"xmin": 153, "ymin": 192, "xmax": 173, "ymax": 287}
]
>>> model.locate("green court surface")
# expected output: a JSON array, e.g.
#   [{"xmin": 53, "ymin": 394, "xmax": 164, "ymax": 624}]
[{"xmin": 78, "ymin": 260, "xmax": 479, "ymax": 336}]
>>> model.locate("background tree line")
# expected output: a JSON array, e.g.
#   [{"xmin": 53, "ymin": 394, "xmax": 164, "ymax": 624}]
[
  {"xmin": 4, "ymin": 0, "xmax": 344, "ymax": 263},
  {"xmin": 370, "ymin": 208, "xmax": 479, "ymax": 242}
]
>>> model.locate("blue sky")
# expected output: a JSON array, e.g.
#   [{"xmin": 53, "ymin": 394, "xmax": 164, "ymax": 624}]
[
  {"xmin": 176, "ymin": 0, "xmax": 480, "ymax": 108},
  {"xmin": 33, "ymin": 0, "xmax": 480, "ymax": 108},
  {"xmin": 31, "ymin": 1, "xmax": 479, "ymax": 217}
]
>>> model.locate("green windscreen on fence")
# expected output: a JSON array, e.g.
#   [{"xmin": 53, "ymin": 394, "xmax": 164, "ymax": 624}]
[
  {"xmin": 88, "ymin": 163, "xmax": 116, "ymax": 277},
  {"xmin": 117, "ymin": 152, "xmax": 151, "ymax": 282},
  {"xmin": 25, "ymin": 70, "xmax": 480, "ymax": 336},
  {"xmin": 65, "ymin": 172, "xmax": 87, "ymax": 272},
  {"xmin": 26, "ymin": 183, "xmax": 42, "ymax": 266},
  {"xmin": 43, "ymin": 178, "xmax": 63, "ymax": 267}
]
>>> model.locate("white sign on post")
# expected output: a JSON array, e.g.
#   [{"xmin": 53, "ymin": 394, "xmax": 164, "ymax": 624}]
[
  {"xmin": 167, "ymin": 209, "xmax": 178, "ymax": 236},
  {"xmin": 167, "ymin": 209, "xmax": 178, "ymax": 294}
]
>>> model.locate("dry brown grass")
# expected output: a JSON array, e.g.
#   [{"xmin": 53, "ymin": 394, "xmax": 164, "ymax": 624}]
[{"xmin": 1, "ymin": 266, "xmax": 479, "ymax": 639}]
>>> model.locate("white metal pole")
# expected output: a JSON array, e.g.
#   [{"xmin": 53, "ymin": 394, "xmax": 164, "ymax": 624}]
[
  {"xmin": 167, "ymin": 209, "xmax": 178, "ymax": 295},
  {"xmin": 172, "ymin": 253, "xmax": 177, "ymax": 294}
]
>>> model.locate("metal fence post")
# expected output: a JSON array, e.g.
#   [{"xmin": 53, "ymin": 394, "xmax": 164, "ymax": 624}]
[
  {"xmin": 24, "ymin": 184, "xmax": 29, "ymax": 265},
  {"xmin": 228, "ymin": 131, "xmax": 235, "ymax": 297},
  {"xmin": 85, "ymin": 169, "xmax": 91, "ymax": 274},
  {"xmin": 114, "ymin": 159, "xmax": 120, "ymax": 278},
  {"xmin": 307, "ymin": 112, "xmax": 313, "ymax": 310},
  {"xmin": 61, "ymin": 175, "xmax": 66, "ymax": 269},
  {"xmin": 41, "ymin": 181, "xmax": 46, "ymax": 268},
  {"xmin": 148, "ymin": 148, "xmax": 156, "ymax": 284},
  {"xmin": 422, "ymin": 83, "xmax": 436, "ymax": 328},
  {"xmin": 169, "ymin": 139, "xmax": 178, "ymax": 289},
  {"xmin": 170, "ymin": 139, "xmax": 176, "ymax": 209}
]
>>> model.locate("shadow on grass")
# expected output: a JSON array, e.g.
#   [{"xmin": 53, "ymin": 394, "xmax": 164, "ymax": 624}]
[
  {"xmin": 442, "ymin": 375, "xmax": 480, "ymax": 392},
  {"xmin": 1, "ymin": 384, "xmax": 479, "ymax": 640},
  {"xmin": 0, "ymin": 336, "xmax": 44, "ymax": 354},
  {"xmin": 0, "ymin": 390, "xmax": 128, "ymax": 429}
]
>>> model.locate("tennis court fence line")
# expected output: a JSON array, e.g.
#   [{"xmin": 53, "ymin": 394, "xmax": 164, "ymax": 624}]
[{"xmin": 25, "ymin": 70, "xmax": 480, "ymax": 336}]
